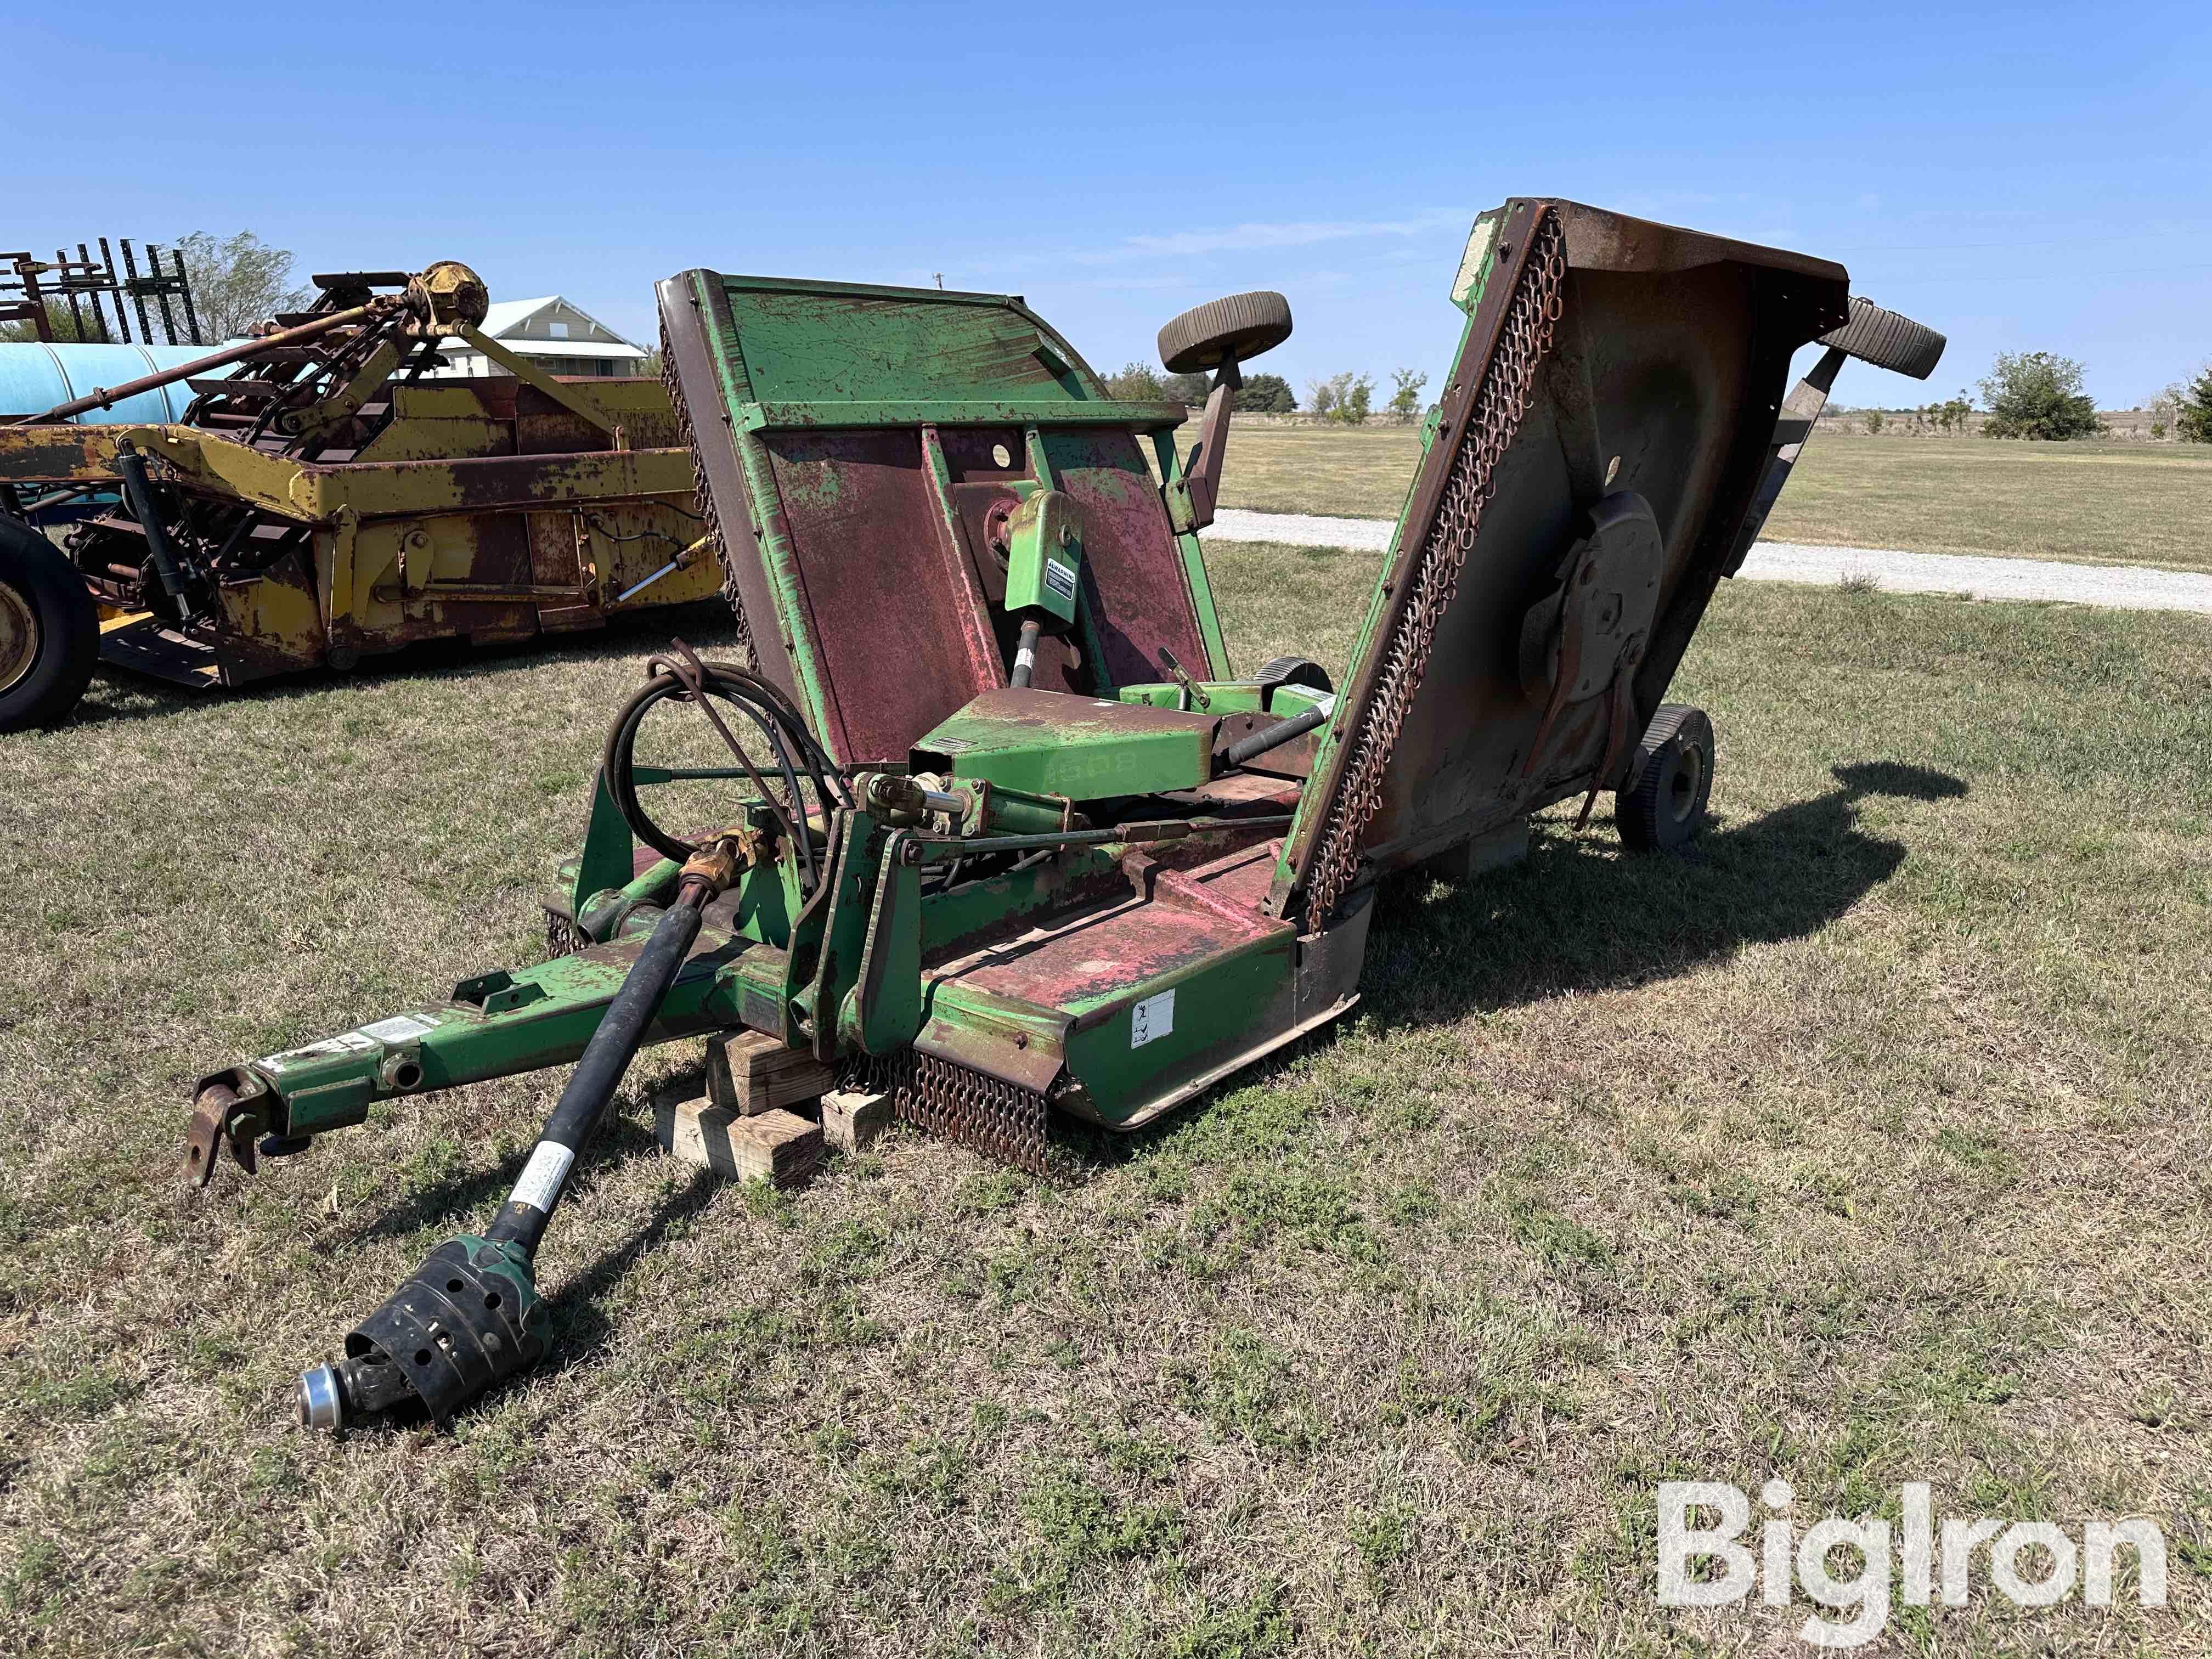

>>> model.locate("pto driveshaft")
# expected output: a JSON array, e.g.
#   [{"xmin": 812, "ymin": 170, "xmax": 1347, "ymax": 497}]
[{"xmin": 297, "ymin": 882, "xmax": 713, "ymax": 1432}]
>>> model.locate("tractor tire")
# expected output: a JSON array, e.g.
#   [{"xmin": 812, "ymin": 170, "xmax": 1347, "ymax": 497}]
[
  {"xmin": 0, "ymin": 516, "xmax": 97, "ymax": 733},
  {"xmin": 1819, "ymin": 296, "xmax": 1946, "ymax": 381},
  {"xmin": 1253, "ymin": 654, "xmax": 1333, "ymax": 705},
  {"xmin": 1157, "ymin": 291, "xmax": 1294, "ymax": 374},
  {"xmin": 1616, "ymin": 704, "xmax": 1714, "ymax": 851}
]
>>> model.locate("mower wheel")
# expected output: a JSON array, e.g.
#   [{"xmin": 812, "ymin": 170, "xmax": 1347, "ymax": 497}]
[
  {"xmin": 1253, "ymin": 654, "xmax": 1333, "ymax": 703},
  {"xmin": 0, "ymin": 515, "xmax": 97, "ymax": 734},
  {"xmin": 1616, "ymin": 704, "xmax": 1714, "ymax": 851},
  {"xmin": 1158, "ymin": 290, "xmax": 1294, "ymax": 374},
  {"xmin": 1819, "ymin": 296, "xmax": 1946, "ymax": 381}
]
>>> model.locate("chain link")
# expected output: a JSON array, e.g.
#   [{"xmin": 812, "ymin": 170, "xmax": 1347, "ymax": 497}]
[
  {"xmin": 1301, "ymin": 213, "xmax": 1568, "ymax": 924},
  {"xmin": 661, "ymin": 317, "xmax": 757, "ymax": 667},
  {"xmin": 842, "ymin": 1049, "xmax": 1052, "ymax": 1176}
]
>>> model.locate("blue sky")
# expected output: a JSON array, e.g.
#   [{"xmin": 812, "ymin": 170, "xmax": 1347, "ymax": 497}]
[{"xmin": 12, "ymin": 2, "xmax": 2207, "ymax": 408}]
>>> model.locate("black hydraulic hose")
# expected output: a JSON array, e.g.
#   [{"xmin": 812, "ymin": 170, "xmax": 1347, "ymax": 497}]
[
  {"xmin": 1009, "ymin": 618, "xmax": 1041, "ymax": 689},
  {"xmin": 112, "ymin": 438, "xmax": 197, "ymax": 622},
  {"xmin": 1221, "ymin": 703, "xmax": 1329, "ymax": 769},
  {"xmin": 483, "ymin": 887, "xmax": 707, "ymax": 1258}
]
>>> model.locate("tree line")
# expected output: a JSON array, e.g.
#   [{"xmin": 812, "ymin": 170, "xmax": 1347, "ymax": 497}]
[
  {"xmin": 1837, "ymin": 351, "xmax": 2212, "ymax": 443},
  {"xmin": 1104, "ymin": 363, "xmax": 1434, "ymax": 425}
]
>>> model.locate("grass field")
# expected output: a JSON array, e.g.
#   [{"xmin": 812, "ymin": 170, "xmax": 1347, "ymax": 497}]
[
  {"xmin": 1215, "ymin": 426, "xmax": 2212, "ymax": 572},
  {"xmin": 3, "ymin": 556, "xmax": 2210, "ymax": 1656}
]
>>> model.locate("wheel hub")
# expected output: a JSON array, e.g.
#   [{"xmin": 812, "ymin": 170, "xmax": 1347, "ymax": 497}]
[
  {"xmin": 0, "ymin": 578, "xmax": 38, "ymax": 697},
  {"xmin": 1668, "ymin": 743, "xmax": 1706, "ymax": 822}
]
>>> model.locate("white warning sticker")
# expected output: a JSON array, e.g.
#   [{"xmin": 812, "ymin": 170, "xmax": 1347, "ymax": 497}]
[
  {"xmin": 510, "ymin": 1142, "xmax": 575, "ymax": 1214},
  {"xmin": 258, "ymin": 1030, "xmax": 377, "ymax": 1068},
  {"xmin": 362, "ymin": 1013, "xmax": 439, "ymax": 1045},
  {"xmin": 1130, "ymin": 989, "xmax": 1175, "ymax": 1048},
  {"xmin": 1042, "ymin": 558, "xmax": 1079, "ymax": 603}
]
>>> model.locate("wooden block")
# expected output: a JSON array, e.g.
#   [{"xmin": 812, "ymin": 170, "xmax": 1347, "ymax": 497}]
[
  {"xmin": 656, "ymin": 1096, "xmax": 822, "ymax": 1187},
  {"xmin": 706, "ymin": 1029, "xmax": 836, "ymax": 1116},
  {"xmin": 820, "ymin": 1088, "xmax": 891, "ymax": 1155}
]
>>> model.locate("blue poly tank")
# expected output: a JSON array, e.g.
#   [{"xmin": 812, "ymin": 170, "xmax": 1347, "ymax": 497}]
[{"xmin": 0, "ymin": 342, "xmax": 236, "ymax": 425}]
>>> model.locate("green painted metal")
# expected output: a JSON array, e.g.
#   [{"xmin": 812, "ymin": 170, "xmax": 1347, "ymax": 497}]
[
  {"xmin": 739, "ymin": 399, "xmax": 1186, "ymax": 432},
  {"xmin": 250, "ymin": 934, "xmax": 766, "ymax": 1138},
  {"xmin": 913, "ymin": 690, "xmax": 1213, "ymax": 799},
  {"xmin": 1001, "ymin": 488, "xmax": 1084, "ymax": 625},
  {"xmin": 842, "ymin": 835, "xmax": 924, "ymax": 1056}
]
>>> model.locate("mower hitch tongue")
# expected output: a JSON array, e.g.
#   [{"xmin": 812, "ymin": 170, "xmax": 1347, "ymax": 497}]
[{"xmin": 177, "ymin": 199, "xmax": 1943, "ymax": 1432}]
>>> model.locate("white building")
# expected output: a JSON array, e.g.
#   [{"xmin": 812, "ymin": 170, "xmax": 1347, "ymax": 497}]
[{"xmin": 427, "ymin": 295, "xmax": 650, "ymax": 379}]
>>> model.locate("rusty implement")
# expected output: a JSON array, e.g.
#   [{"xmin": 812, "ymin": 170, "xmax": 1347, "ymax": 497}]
[
  {"xmin": 0, "ymin": 262, "xmax": 718, "ymax": 731},
  {"xmin": 177, "ymin": 201, "xmax": 1945, "ymax": 1431}
]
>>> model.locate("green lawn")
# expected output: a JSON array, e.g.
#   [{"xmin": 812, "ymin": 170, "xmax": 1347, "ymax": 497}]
[
  {"xmin": 2, "ymin": 560, "xmax": 2208, "ymax": 1655},
  {"xmin": 1214, "ymin": 425, "xmax": 2212, "ymax": 572}
]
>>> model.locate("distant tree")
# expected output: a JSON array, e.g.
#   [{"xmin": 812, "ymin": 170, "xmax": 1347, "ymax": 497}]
[
  {"xmin": 1106, "ymin": 362, "xmax": 1171, "ymax": 402},
  {"xmin": 172, "ymin": 231, "xmax": 313, "ymax": 341},
  {"xmin": 2151, "ymin": 422, "xmax": 2168, "ymax": 441},
  {"xmin": 1164, "ymin": 370, "xmax": 1211, "ymax": 405},
  {"xmin": 1864, "ymin": 410, "xmax": 1884, "ymax": 435},
  {"xmin": 1306, "ymin": 370, "xmax": 1373, "ymax": 425},
  {"xmin": 1235, "ymin": 371, "xmax": 1295, "ymax": 413},
  {"xmin": 1387, "ymin": 367, "xmax": 1427, "ymax": 419},
  {"xmin": 1978, "ymin": 350, "xmax": 2102, "ymax": 441},
  {"xmin": 0, "ymin": 299, "xmax": 91, "ymax": 342},
  {"xmin": 2177, "ymin": 365, "xmax": 2212, "ymax": 444},
  {"xmin": 1932, "ymin": 391, "xmax": 1974, "ymax": 434}
]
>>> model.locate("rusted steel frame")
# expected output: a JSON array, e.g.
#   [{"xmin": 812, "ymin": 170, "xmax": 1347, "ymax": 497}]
[
  {"xmin": 655, "ymin": 273, "xmax": 836, "ymax": 735},
  {"xmin": 1268, "ymin": 202, "xmax": 1556, "ymax": 921},
  {"xmin": 917, "ymin": 424, "xmax": 1017, "ymax": 692},
  {"xmin": 16, "ymin": 298, "xmax": 398, "ymax": 425},
  {"xmin": 452, "ymin": 324, "xmax": 618, "ymax": 437},
  {"xmin": 128, "ymin": 431, "xmax": 693, "ymax": 521}
]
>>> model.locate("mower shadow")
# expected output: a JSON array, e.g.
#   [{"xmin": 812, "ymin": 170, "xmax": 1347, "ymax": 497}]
[{"xmin": 1057, "ymin": 759, "xmax": 1967, "ymax": 1172}]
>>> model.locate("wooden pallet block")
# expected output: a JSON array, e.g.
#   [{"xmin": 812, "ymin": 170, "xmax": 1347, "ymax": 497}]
[
  {"xmin": 820, "ymin": 1088, "xmax": 891, "ymax": 1155},
  {"xmin": 654, "ymin": 1096, "xmax": 823, "ymax": 1188},
  {"xmin": 707, "ymin": 1029, "xmax": 835, "ymax": 1116}
]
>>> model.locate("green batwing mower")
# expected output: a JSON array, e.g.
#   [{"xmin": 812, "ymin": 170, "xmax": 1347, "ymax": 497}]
[{"xmin": 178, "ymin": 198, "xmax": 1945, "ymax": 1431}]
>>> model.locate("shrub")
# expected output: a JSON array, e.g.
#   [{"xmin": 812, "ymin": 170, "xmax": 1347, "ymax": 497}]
[
  {"xmin": 1106, "ymin": 362, "xmax": 1170, "ymax": 402},
  {"xmin": 2177, "ymin": 365, "xmax": 2212, "ymax": 444},
  {"xmin": 1978, "ymin": 351, "xmax": 2103, "ymax": 441},
  {"xmin": 1387, "ymin": 368, "xmax": 1428, "ymax": 419},
  {"xmin": 1864, "ymin": 410, "xmax": 1884, "ymax": 435}
]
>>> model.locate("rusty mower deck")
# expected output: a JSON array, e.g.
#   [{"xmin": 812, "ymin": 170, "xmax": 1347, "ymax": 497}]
[{"xmin": 176, "ymin": 200, "xmax": 1945, "ymax": 1431}]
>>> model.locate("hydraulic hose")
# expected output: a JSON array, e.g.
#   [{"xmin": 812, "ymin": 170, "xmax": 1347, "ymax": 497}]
[
  {"xmin": 112, "ymin": 438, "xmax": 198, "ymax": 622},
  {"xmin": 1009, "ymin": 618, "xmax": 1041, "ymax": 688}
]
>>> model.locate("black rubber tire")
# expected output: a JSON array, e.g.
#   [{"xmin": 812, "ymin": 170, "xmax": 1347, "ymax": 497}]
[
  {"xmin": 1616, "ymin": 704, "xmax": 1714, "ymax": 851},
  {"xmin": 0, "ymin": 516, "xmax": 98, "ymax": 733},
  {"xmin": 1820, "ymin": 296, "xmax": 1946, "ymax": 381},
  {"xmin": 1157, "ymin": 291, "xmax": 1293, "ymax": 374},
  {"xmin": 1253, "ymin": 654, "xmax": 1332, "ymax": 702}
]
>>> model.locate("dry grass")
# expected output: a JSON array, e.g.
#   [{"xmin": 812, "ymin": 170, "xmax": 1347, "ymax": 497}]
[
  {"xmin": 1215, "ymin": 426, "xmax": 2212, "ymax": 572},
  {"xmin": 2, "ymin": 561, "xmax": 2209, "ymax": 1656}
]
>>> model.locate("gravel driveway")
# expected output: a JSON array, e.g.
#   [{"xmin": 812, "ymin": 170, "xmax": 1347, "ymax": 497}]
[{"xmin": 1201, "ymin": 507, "xmax": 2212, "ymax": 617}]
